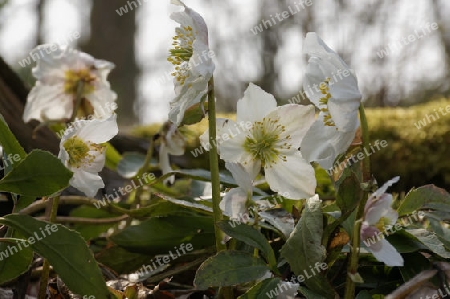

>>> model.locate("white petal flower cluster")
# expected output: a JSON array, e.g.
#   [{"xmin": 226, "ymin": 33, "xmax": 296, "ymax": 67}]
[
  {"xmin": 168, "ymin": 0, "xmax": 215, "ymax": 125},
  {"xmin": 23, "ymin": 44, "xmax": 117, "ymax": 123},
  {"xmin": 361, "ymin": 177, "xmax": 404, "ymax": 267},
  {"xmin": 58, "ymin": 115, "xmax": 118, "ymax": 197}
]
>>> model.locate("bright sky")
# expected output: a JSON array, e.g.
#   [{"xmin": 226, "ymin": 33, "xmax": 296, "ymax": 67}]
[{"xmin": 0, "ymin": 0, "xmax": 447, "ymax": 124}]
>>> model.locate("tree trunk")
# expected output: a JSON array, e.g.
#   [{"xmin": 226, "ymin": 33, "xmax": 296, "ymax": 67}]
[
  {"xmin": 81, "ymin": 0, "xmax": 139, "ymax": 126},
  {"xmin": 0, "ymin": 56, "xmax": 59, "ymax": 154}
]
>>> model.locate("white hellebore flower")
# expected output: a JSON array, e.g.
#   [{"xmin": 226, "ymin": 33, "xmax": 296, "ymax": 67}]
[
  {"xmin": 361, "ymin": 176, "xmax": 404, "ymax": 267},
  {"xmin": 201, "ymin": 83, "xmax": 317, "ymax": 199},
  {"xmin": 220, "ymin": 162, "xmax": 253, "ymax": 220},
  {"xmin": 159, "ymin": 121, "xmax": 186, "ymax": 185},
  {"xmin": 23, "ymin": 44, "xmax": 117, "ymax": 123},
  {"xmin": 168, "ymin": 0, "xmax": 215, "ymax": 125},
  {"xmin": 58, "ymin": 114, "xmax": 118, "ymax": 197},
  {"xmin": 301, "ymin": 32, "xmax": 362, "ymax": 170}
]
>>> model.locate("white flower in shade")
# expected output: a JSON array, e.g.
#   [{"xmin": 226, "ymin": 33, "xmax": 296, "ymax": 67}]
[
  {"xmin": 220, "ymin": 162, "xmax": 253, "ymax": 220},
  {"xmin": 23, "ymin": 44, "xmax": 117, "ymax": 123},
  {"xmin": 167, "ymin": 0, "xmax": 215, "ymax": 125},
  {"xmin": 300, "ymin": 32, "xmax": 362, "ymax": 170},
  {"xmin": 58, "ymin": 114, "xmax": 118, "ymax": 197},
  {"xmin": 200, "ymin": 83, "xmax": 317, "ymax": 199},
  {"xmin": 361, "ymin": 176, "xmax": 404, "ymax": 267},
  {"xmin": 159, "ymin": 121, "xmax": 186, "ymax": 185}
]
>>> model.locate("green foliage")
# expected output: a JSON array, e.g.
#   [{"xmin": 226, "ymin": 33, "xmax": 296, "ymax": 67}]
[
  {"xmin": 0, "ymin": 215, "xmax": 110, "ymax": 298},
  {"xmin": 217, "ymin": 221, "xmax": 278, "ymax": 272},
  {"xmin": 0, "ymin": 150, "xmax": 72, "ymax": 196},
  {"xmin": 194, "ymin": 250, "xmax": 270, "ymax": 289}
]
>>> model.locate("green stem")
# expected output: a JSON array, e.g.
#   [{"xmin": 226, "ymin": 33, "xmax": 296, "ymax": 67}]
[
  {"xmin": 344, "ymin": 104, "xmax": 371, "ymax": 299},
  {"xmin": 207, "ymin": 76, "xmax": 225, "ymax": 252},
  {"xmin": 207, "ymin": 77, "xmax": 233, "ymax": 299},
  {"xmin": 38, "ymin": 195, "xmax": 60, "ymax": 299}
]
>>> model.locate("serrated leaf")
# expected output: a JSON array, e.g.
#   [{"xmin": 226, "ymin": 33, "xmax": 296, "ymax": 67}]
[
  {"xmin": 280, "ymin": 196, "xmax": 336, "ymax": 298},
  {"xmin": 217, "ymin": 221, "xmax": 277, "ymax": 271},
  {"xmin": 194, "ymin": 250, "xmax": 269, "ymax": 289},
  {"xmin": 0, "ymin": 229, "xmax": 33, "ymax": 284},
  {"xmin": 405, "ymin": 228, "xmax": 450, "ymax": 258},
  {"xmin": 0, "ymin": 150, "xmax": 72, "ymax": 196},
  {"xmin": 0, "ymin": 214, "xmax": 110, "ymax": 298},
  {"xmin": 397, "ymin": 185, "xmax": 450, "ymax": 217}
]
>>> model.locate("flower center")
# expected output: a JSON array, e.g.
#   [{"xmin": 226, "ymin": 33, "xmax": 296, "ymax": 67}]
[
  {"xmin": 243, "ymin": 117, "xmax": 291, "ymax": 167},
  {"xmin": 375, "ymin": 216, "xmax": 391, "ymax": 233},
  {"xmin": 64, "ymin": 68, "xmax": 96, "ymax": 96},
  {"xmin": 63, "ymin": 136, "xmax": 104, "ymax": 168},
  {"xmin": 318, "ymin": 78, "xmax": 335, "ymax": 127},
  {"xmin": 167, "ymin": 26, "xmax": 195, "ymax": 86}
]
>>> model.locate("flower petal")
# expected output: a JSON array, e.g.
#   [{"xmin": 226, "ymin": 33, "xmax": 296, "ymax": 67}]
[
  {"xmin": 236, "ymin": 83, "xmax": 277, "ymax": 123},
  {"xmin": 367, "ymin": 238, "xmax": 404, "ymax": 267},
  {"xmin": 70, "ymin": 170, "xmax": 104, "ymax": 197},
  {"xmin": 264, "ymin": 104, "xmax": 315, "ymax": 150},
  {"xmin": 220, "ymin": 187, "xmax": 248, "ymax": 219},
  {"xmin": 264, "ymin": 151, "xmax": 316, "ymax": 199},
  {"xmin": 23, "ymin": 85, "xmax": 72, "ymax": 123},
  {"xmin": 225, "ymin": 162, "xmax": 252, "ymax": 191},
  {"xmin": 300, "ymin": 117, "xmax": 356, "ymax": 170},
  {"xmin": 364, "ymin": 194, "xmax": 396, "ymax": 226},
  {"xmin": 372, "ymin": 176, "xmax": 400, "ymax": 198},
  {"xmin": 76, "ymin": 114, "xmax": 119, "ymax": 144},
  {"xmin": 159, "ymin": 143, "xmax": 175, "ymax": 185}
]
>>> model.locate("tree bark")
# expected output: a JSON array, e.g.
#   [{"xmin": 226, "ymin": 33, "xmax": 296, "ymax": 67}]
[{"xmin": 0, "ymin": 56, "xmax": 59, "ymax": 154}]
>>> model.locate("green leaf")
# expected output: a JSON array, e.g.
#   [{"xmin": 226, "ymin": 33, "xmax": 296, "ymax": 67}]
[
  {"xmin": 194, "ymin": 250, "xmax": 269, "ymax": 289},
  {"xmin": 117, "ymin": 152, "xmax": 146, "ymax": 178},
  {"xmin": 280, "ymin": 196, "xmax": 336, "ymax": 298},
  {"xmin": 405, "ymin": 228, "xmax": 450, "ymax": 258},
  {"xmin": 397, "ymin": 185, "xmax": 450, "ymax": 217},
  {"xmin": 105, "ymin": 143, "xmax": 122, "ymax": 171},
  {"xmin": 14, "ymin": 195, "xmax": 36, "ymax": 212},
  {"xmin": 180, "ymin": 98, "xmax": 208, "ymax": 126},
  {"xmin": 110, "ymin": 216, "xmax": 214, "ymax": 254},
  {"xmin": 217, "ymin": 221, "xmax": 277, "ymax": 271},
  {"xmin": 69, "ymin": 206, "xmax": 118, "ymax": 240},
  {"xmin": 0, "ymin": 229, "xmax": 33, "ymax": 284},
  {"xmin": 0, "ymin": 150, "xmax": 72, "ymax": 196},
  {"xmin": 0, "ymin": 113, "xmax": 27, "ymax": 162},
  {"xmin": 398, "ymin": 252, "xmax": 431, "ymax": 282},
  {"xmin": 96, "ymin": 245, "xmax": 153, "ymax": 274},
  {"xmin": 0, "ymin": 214, "xmax": 110, "ymax": 298},
  {"xmin": 428, "ymin": 216, "xmax": 450, "ymax": 249},
  {"xmin": 299, "ymin": 286, "xmax": 328, "ymax": 299},
  {"xmin": 237, "ymin": 278, "xmax": 282, "ymax": 299},
  {"xmin": 174, "ymin": 169, "xmax": 237, "ymax": 187},
  {"xmin": 336, "ymin": 171, "xmax": 360, "ymax": 215}
]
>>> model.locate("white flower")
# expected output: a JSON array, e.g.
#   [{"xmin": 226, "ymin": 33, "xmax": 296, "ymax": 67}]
[
  {"xmin": 361, "ymin": 176, "xmax": 403, "ymax": 267},
  {"xmin": 159, "ymin": 121, "xmax": 186, "ymax": 184},
  {"xmin": 58, "ymin": 114, "xmax": 118, "ymax": 197},
  {"xmin": 23, "ymin": 44, "xmax": 117, "ymax": 123},
  {"xmin": 300, "ymin": 32, "xmax": 362, "ymax": 170},
  {"xmin": 201, "ymin": 83, "xmax": 317, "ymax": 199},
  {"xmin": 167, "ymin": 0, "xmax": 215, "ymax": 125},
  {"xmin": 220, "ymin": 162, "xmax": 253, "ymax": 220}
]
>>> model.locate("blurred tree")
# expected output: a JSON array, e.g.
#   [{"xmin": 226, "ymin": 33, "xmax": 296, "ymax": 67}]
[{"xmin": 81, "ymin": 0, "xmax": 139, "ymax": 126}]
